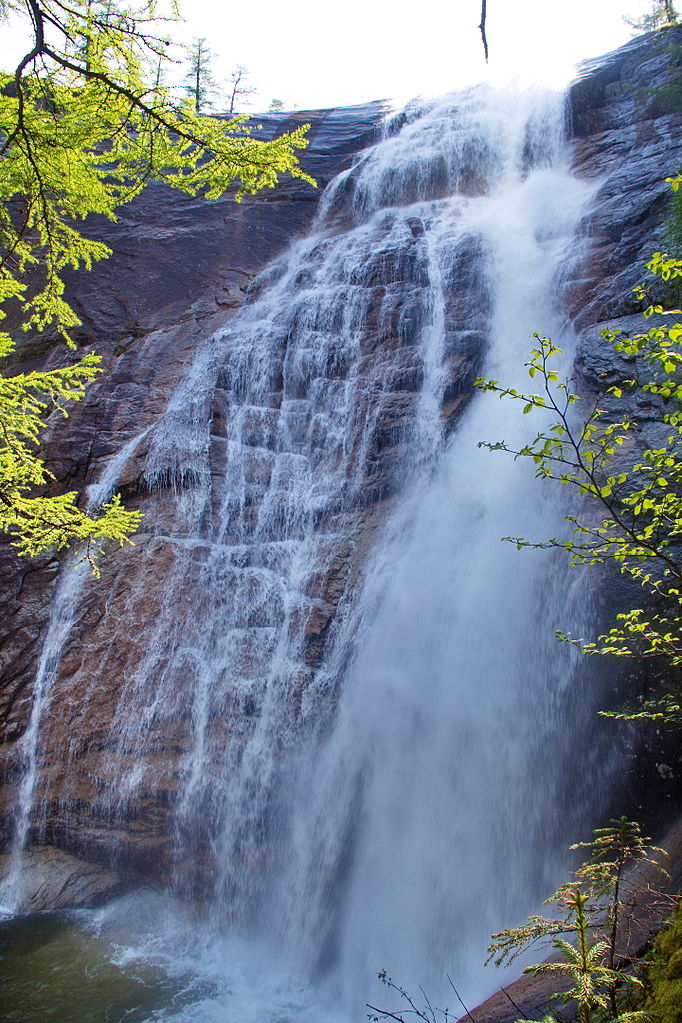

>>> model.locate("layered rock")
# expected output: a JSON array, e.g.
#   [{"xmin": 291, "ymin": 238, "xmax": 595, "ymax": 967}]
[
  {"xmin": 566, "ymin": 26, "xmax": 682, "ymax": 325},
  {"xmin": 0, "ymin": 94, "xmax": 495, "ymax": 898}
]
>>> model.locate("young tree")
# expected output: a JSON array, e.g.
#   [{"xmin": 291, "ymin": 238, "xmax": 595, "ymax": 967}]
[
  {"xmin": 624, "ymin": 1, "xmax": 679, "ymax": 33},
  {"xmin": 226, "ymin": 64, "xmax": 256, "ymax": 114},
  {"xmin": 367, "ymin": 820, "xmax": 672, "ymax": 1023},
  {"xmin": 0, "ymin": 0, "xmax": 314, "ymax": 567},
  {"xmin": 487, "ymin": 818, "xmax": 670, "ymax": 1023},
  {"xmin": 184, "ymin": 36, "xmax": 217, "ymax": 113}
]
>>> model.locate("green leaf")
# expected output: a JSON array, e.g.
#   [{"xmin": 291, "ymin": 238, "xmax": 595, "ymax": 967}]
[{"xmin": 0, "ymin": 0, "xmax": 314, "ymax": 567}]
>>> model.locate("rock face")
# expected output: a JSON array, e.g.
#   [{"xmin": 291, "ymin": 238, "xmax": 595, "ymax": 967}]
[
  {"xmin": 1, "ymin": 29, "xmax": 682, "ymax": 911},
  {"xmin": 564, "ymin": 28, "xmax": 682, "ymax": 828},
  {"xmin": 566, "ymin": 29, "xmax": 682, "ymax": 326},
  {"xmin": 0, "ymin": 847, "xmax": 125, "ymax": 913},
  {"xmin": 2, "ymin": 92, "xmax": 497, "ymax": 901},
  {"xmin": 0, "ymin": 101, "xmax": 389, "ymax": 886}
]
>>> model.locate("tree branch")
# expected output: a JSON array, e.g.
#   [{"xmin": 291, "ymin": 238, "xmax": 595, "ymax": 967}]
[{"xmin": 479, "ymin": 0, "xmax": 489, "ymax": 62}]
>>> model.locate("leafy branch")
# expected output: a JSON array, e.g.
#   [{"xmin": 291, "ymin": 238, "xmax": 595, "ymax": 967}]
[
  {"xmin": 475, "ymin": 241, "xmax": 682, "ymax": 721},
  {"xmin": 0, "ymin": 0, "xmax": 314, "ymax": 564}
]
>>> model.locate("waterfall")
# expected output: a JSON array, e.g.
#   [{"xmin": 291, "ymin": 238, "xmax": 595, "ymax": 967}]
[
  {"xmin": 3, "ymin": 83, "xmax": 612, "ymax": 1019},
  {"xmin": 220, "ymin": 88, "xmax": 603, "ymax": 1009},
  {"xmin": 0, "ymin": 429, "xmax": 150, "ymax": 912}
]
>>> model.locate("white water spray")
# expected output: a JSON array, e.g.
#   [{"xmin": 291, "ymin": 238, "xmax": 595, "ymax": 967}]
[{"xmin": 249, "ymin": 89, "xmax": 602, "ymax": 1011}]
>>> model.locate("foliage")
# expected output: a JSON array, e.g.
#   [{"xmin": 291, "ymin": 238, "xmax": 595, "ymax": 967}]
[
  {"xmin": 508, "ymin": 889, "xmax": 643, "ymax": 1023},
  {"xmin": 487, "ymin": 818, "xmax": 669, "ymax": 1023},
  {"xmin": 667, "ymin": 174, "xmax": 682, "ymax": 266},
  {"xmin": 226, "ymin": 64, "xmax": 256, "ymax": 114},
  {"xmin": 475, "ymin": 195, "xmax": 682, "ymax": 723},
  {"xmin": 0, "ymin": 0, "xmax": 314, "ymax": 565},
  {"xmin": 184, "ymin": 36, "xmax": 216, "ymax": 113},
  {"xmin": 624, "ymin": 1, "xmax": 679, "ymax": 34},
  {"xmin": 367, "ymin": 821, "xmax": 670, "ymax": 1023},
  {"xmin": 0, "ymin": 336, "xmax": 141, "ymax": 571},
  {"xmin": 637, "ymin": 895, "xmax": 682, "ymax": 1023}
]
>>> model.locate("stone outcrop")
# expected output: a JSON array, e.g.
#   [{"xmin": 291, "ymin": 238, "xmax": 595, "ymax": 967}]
[
  {"xmin": 0, "ymin": 95, "xmax": 498, "ymax": 901},
  {"xmin": 566, "ymin": 27, "xmax": 682, "ymax": 326},
  {"xmin": 0, "ymin": 847, "xmax": 126, "ymax": 912},
  {"xmin": 564, "ymin": 27, "xmax": 682, "ymax": 829},
  {"xmin": 2, "ymin": 27, "xmax": 682, "ymax": 912}
]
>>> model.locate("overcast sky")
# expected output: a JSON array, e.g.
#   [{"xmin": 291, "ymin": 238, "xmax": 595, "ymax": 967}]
[{"xmin": 0, "ymin": 1, "xmax": 656, "ymax": 111}]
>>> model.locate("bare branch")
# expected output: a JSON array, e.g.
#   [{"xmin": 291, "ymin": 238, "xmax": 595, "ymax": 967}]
[
  {"xmin": 479, "ymin": 0, "xmax": 489, "ymax": 62},
  {"xmin": 446, "ymin": 976, "xmax": 478, "ymax": 1023}
]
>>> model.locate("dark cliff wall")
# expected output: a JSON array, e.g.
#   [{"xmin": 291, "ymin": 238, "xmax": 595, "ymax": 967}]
[
  {"xmin": 566, "ymin": 26, "xmax": 682, "ymax": 832},
  {"xmin": 567, "ymin": 26, "xmax": 682, "ymax": 325}
]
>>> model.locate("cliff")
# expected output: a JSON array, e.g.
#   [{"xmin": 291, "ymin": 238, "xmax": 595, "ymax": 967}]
[{"xmin": 1, "ymin": 27, "xmax": 681, "ymax": 921}]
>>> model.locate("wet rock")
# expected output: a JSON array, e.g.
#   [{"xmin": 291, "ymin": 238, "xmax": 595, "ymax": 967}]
[
  {"xmin": 565, "ymin": 25, "xmax": 682, "ymax": 327},
  {"xmin": 0, "ymin": 848, "xmax": 128, "ymax": 912},
  {"xmin": 0, "ymin": 103, "xmax": 389, "ymax": 888}
]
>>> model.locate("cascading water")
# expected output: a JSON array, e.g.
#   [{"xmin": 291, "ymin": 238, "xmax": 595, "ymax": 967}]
[
  {"xmin": 2, "ymin": 84, "xmax": 614, "ymax": 1021},
  {"xmin": 0, "ymin": 429, "xmax": 150, "ymax": 912},
  {"xmin": 225, "ymin": 89, "xmax": 605, "ymax": 1010}
]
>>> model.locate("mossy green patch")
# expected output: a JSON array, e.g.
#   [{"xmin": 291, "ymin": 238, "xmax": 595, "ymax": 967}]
[{"xmin": 640, "ymin": 895, "xmax": 682, "ymax": 1023}]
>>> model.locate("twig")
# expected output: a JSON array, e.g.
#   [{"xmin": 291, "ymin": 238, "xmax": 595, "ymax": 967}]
[
  {"xmin": 499, "ymin": 985, "xmax": 527, "ymax": 1017},
  {"xmin": 446, "ymin": 975, "xmax": 478, "ymax": 1023},
  {"xmin": 366, "ymin": 1004, "xmax": 407, "ymax": 1023},
  {"xmin": 419, "ymin": 985, "xmax": 437, "ymax": 1023},
  {"xmin": 479, "ymin": 0, "xmax": 489, "ymax": 62}
]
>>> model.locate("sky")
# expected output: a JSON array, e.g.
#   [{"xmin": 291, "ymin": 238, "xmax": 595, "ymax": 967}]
[{"xmin": 0, "ymin": 0, "xmax": 659, "ymax": 111}]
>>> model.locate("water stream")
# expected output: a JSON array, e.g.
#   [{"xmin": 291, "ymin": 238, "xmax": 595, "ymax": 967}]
[
  {"xmin": 0, "ymin": 430, "xmax": 150, "ymax": 911},
  {"xmin": 1, "ymin": 84, "xmax": 614, "ymax": 1021}
]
